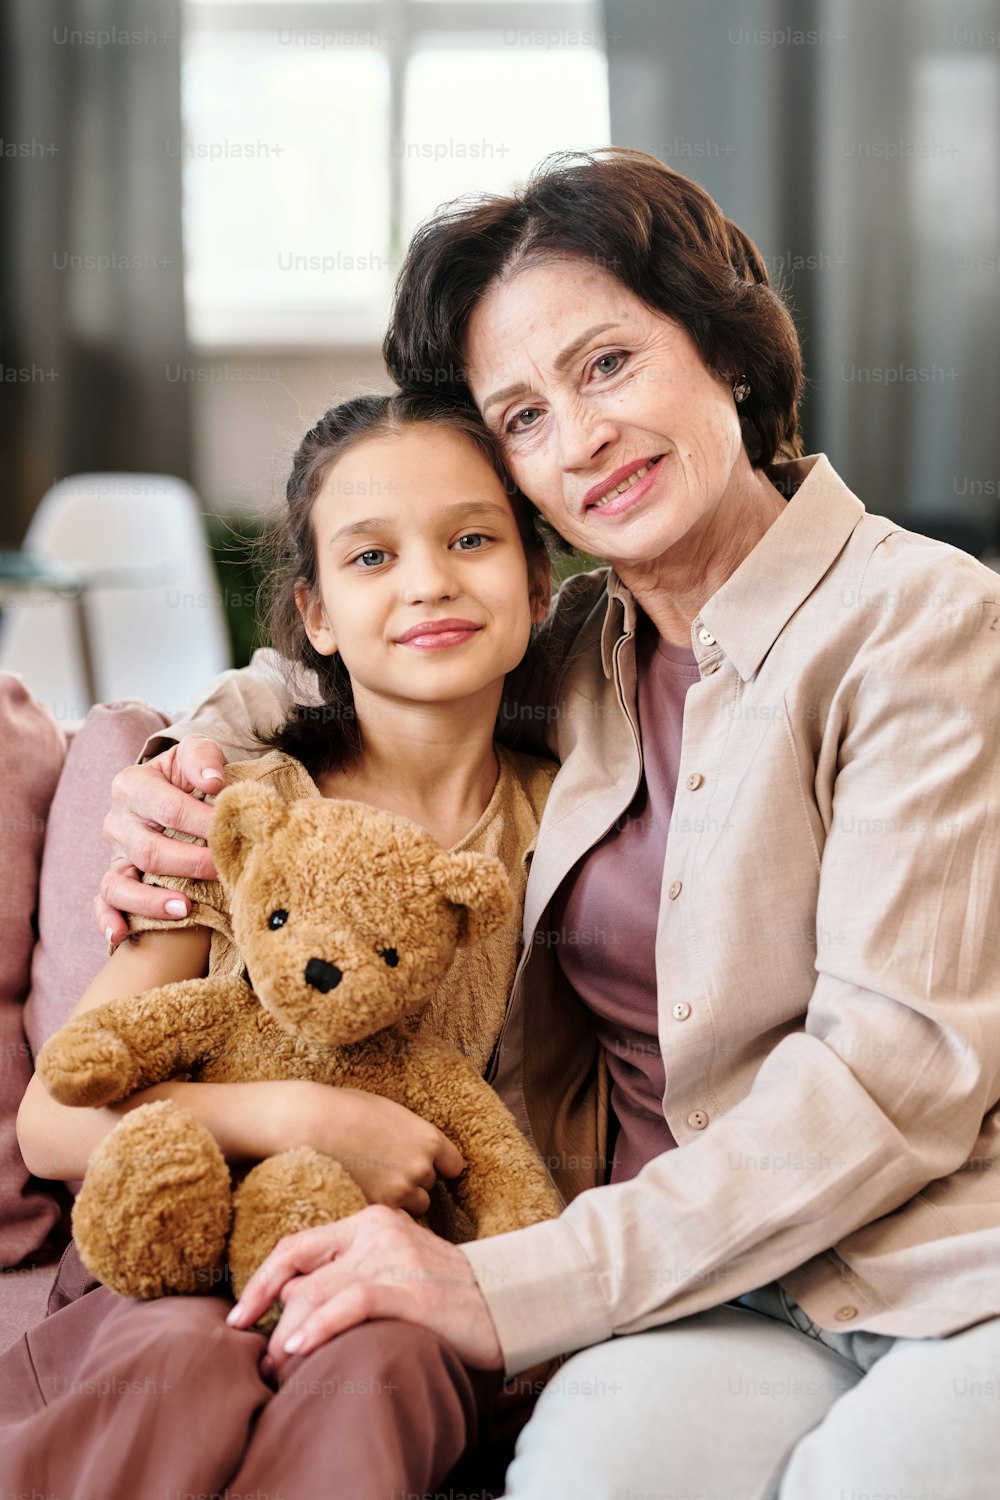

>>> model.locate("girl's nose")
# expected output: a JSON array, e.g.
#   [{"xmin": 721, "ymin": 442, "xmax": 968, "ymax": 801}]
[{"xmin": 398, "ymin": 549, "xmax": 458, "ymax": 605}]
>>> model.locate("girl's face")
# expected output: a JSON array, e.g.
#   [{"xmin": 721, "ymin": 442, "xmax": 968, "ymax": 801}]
[
  {"xmin": 299, "ymin": 425, "xmax": 548, "ymax": 714},
  {"xmin": 464, "ymin": 257, "xmax": 748, "ymax": 570}
]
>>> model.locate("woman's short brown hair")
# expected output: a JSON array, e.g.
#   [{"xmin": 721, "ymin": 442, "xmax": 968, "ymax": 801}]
[{"xmin": 384, "ymin": 148, "xmax": 804, "ymax": 467}]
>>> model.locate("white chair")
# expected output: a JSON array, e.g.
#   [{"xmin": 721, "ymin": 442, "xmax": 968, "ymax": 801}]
[{"xmin": 0, "ymin": 474, "xmax": 233, "ymax": 721}]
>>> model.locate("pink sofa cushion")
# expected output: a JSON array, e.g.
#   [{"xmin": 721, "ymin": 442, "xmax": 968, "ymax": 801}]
[
  {"xmin": 0, "ymin": 675, "xmax": 67, "ymax": 1269},
  {"xmin": 23, "ymin": 700, "xmax": 170, "ymax": 1059}
]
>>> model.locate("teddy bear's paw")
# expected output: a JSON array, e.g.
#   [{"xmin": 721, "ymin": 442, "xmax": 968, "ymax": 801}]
[
  {"xmin": 227, "ymin": 1148, "xmax": 368, "ymax": 1314},
  {"xmin": 37, "ymin": 1025, "xmax": 138, "ymax": 1108},
  {"xmin": 72, "ymin": 1100, "xmax": 232, "ymax": 1299}
]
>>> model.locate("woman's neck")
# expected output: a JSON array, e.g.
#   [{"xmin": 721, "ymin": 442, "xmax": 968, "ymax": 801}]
[
  {"xmin": 314, "ymin": 684, "xmax": 502, "ymax": 850},
  {"xmin": 620, "ymin": 465, "xmax": 786, "ymax": 647}
]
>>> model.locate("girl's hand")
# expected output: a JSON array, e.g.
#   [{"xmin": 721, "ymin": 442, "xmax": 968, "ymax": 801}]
[
  {"xmin": 97, "ymin": 735, "xmax": 228, "ymax": 943},
  {"xmin": 277, "ymin": 1082, "xmax": 465, "ymax": 1216},
  {"xmin": 226, "ymin": 1205, "xmax": 504, "ymax": 1375}
]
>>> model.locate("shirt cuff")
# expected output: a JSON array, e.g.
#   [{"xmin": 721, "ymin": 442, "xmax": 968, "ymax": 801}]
[{"xmin": 459, "ymin": 1216, "xmax": 613, "ymax": 1376}]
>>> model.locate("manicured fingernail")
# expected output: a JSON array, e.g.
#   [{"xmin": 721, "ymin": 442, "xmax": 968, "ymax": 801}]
[
  {"xmin": 201, "ymin": 768, "xmax": 224, "ymax": 784},
  {"xmin": 105, "ymin": 928, "xmax": 114, "ymax": 945},
  {"xmin": 165, "ymin": 899, "xmax": 188, "ymax": 917},
  {"xmin": 283, "ymin": 1331, "xmax": 304, "ymax": 1354},
  {"xmin": 226, "ymin": 1304, "xmax": 245, "ymax": 1326}
]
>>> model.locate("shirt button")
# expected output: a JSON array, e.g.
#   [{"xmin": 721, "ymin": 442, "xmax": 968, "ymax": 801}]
[
  {"xmin": 672, "ymin": 1001, "xmax": 691, "ymax": 1021},
  {"xmin": 698, "ymin": 628, "xmax": 716, "ymax": 645},
  {"xmin": 686, "ymin": 772, "xmax": 704, "ymax": 791},
  {"xmin": 835, "ymin": 1305, "xmax": 858, "ymax": 1322},
  {"xmin": 687, "ymin": 1109, "xmax": 709, "ymax": 1129},
  {"xmin": 668, "ymin": 880, "xmax": 682, "ymax": 900}
]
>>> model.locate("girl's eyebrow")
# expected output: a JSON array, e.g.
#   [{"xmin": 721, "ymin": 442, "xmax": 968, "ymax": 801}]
[{"xmin": 328, "ymin": 499, "xmax": 511, "ymax": 547}]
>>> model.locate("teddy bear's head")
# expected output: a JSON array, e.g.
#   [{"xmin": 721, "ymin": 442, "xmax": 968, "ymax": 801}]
[{"xmin": 208, "ymin": 783, "xmax": 512, "ymax": 1046}]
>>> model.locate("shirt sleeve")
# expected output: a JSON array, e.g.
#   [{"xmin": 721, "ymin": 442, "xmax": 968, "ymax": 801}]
[
  {"xmin": 461, "ymin": 592, "xmax": 1000, "ymax": 1374},
  {"xmin": 139, "ymin": 647, "xmax": 319, "ymax": 763}
]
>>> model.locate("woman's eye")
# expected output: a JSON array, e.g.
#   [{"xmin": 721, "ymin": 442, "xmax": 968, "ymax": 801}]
[
  {"xmin": 453, "ymin": 533, "xmax": 487, "ymax": 551},
  {"xmin": 593, "ymin": 352, "xmax": 624, "ymax": 377},
  {"xmin": 356, "ymin": 548, "xmax": 387, "ymax": 568},
  {"xmin": 506, "ymin": 406, "xmax": 541, "ymax": 434}
]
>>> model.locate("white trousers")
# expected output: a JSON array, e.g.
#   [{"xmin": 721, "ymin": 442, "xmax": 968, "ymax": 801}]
[{"xmin": 502, "ymin": 1283, "xmax": 1000, "ymax": 1500}]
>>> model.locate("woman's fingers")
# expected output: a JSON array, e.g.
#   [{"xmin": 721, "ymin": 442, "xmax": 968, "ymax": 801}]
[
  {"xmin": 228, "ymin": 1218, "xmax": 356, "ymax": 1328},
  {"xmin": 172, "ymin": 734, "xmax": 228, "ymax": 796},
  {"xmin": 229, "ymin": 1206, "xmax": 504, "ymax": 1375},
  {"xmin": 96, "ymin": 741, "xmax": 229, "ymax": 935}
]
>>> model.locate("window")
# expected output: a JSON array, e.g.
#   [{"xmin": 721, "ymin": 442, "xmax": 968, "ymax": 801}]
[{"xmin": 181, "ymin": 0, "xmax": 610, "ymax": 346}]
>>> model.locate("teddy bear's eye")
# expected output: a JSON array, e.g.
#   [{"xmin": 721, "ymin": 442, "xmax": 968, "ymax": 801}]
[
  {"xmin": 268, "ymin": 909, "xmax": 289, "ymax": 930},
  {"xmin": 378, "ymin": 946, "xmax": 399, "ymax": 968}
]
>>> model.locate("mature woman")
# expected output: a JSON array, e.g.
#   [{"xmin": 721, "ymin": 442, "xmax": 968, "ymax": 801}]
[{"xmin": 93, "ymin": 151, "xmax": 1000, "ymax": 1494}]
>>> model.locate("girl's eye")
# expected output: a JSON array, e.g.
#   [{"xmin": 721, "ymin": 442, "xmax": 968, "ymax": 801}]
[
  {"xmin": 592, "ymin": 352, "xmax": 624, "ymax": 378},
  {"xmin": 453, "ymin": 533, "xmax": 487, "ymax": 551},
  {"xmin": 505, "ymin": 406, "xmax": 541, "ymax": 435},
  {"xmin": 355, "ymin": 548, "xmax": 388, "ymax": 568}
]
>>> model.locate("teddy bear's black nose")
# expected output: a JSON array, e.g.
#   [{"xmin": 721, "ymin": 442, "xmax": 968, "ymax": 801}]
[{"xmin": 305, "ymin": 958, "xmax": 342, "ymax": 994}]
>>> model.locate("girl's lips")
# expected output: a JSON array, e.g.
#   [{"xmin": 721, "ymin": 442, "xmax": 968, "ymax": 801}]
[
  {"xmin": 396, "ymin": 620, "xmax": 483, "ymax": 650},
  {"xmin": 584, "ymin": 454, "xmax": 666, "ymax": 519}
]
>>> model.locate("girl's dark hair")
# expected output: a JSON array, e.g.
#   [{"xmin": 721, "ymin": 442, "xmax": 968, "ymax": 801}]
[
  {"xmin": 383, "ymin": 148, "xmax": 803, "ymax": 467},
  {"xmin": 258, "ymin": 391, "xmax": 549, "ymax": 778}
]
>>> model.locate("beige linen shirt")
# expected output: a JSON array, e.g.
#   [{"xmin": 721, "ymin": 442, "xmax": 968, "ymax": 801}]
[{"xmin": 150, "ymin": 455, "xmax": 1000, "ymax": 1376}]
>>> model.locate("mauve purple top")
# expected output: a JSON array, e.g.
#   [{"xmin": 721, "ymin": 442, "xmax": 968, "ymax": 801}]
[{"xmin": 551, "ymin": 612, "xmax": 701, "ymax": 1183}]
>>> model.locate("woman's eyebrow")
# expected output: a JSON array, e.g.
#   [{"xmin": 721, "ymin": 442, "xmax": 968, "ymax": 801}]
[{"xmin": 480, "ymin": 322, "xmax": 621, "ymax": 416}]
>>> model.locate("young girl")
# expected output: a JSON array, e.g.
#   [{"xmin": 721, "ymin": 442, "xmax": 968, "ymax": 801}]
[{"xmin": 5, "ymin": 394, "xmax": 556, "ymax": 1498}]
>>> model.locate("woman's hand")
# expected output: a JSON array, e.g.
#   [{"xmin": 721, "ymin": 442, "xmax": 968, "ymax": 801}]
[
  {"xmin": 96, "ymin": 735, "xmax": 229, "ymax": 943},
  {"xmin": 227, "ymin": 1205, "xmax": 504, "ymax": 1375},
  {"xmin": 277, "ymin": 1083, "xmax": 465, "ymax": 1216}
]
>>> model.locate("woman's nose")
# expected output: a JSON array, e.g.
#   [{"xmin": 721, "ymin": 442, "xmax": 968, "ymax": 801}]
[{"xmin": 555, "ymin": 401, "xmax": 619, "ymax": 473}]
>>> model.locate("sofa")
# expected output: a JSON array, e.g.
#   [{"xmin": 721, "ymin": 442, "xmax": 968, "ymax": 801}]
[{"xmin": 0, "ymin": 672, "xmax": 171, "ymax": 1353}]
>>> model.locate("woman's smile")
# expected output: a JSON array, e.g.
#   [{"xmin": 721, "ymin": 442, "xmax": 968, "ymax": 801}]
[{"xmin": 584, "ymin": 453, "xmax": 667, "ymax": 516}]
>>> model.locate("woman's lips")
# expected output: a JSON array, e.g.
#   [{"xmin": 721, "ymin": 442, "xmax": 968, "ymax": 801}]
[
  {"xmin": 584, "ymin": 454, "xmax": 665, "ymax": 517},
  {"xmin": 396, "ymin": 619, "xmax": 483, "ymax": 650}
]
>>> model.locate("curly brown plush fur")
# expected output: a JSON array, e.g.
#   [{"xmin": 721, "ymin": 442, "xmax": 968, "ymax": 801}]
[{"xmin": 37, "ymin": 785, "xmax": 561, "ymax": 1312}]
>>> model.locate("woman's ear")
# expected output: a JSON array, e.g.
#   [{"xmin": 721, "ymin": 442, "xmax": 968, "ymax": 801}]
[
  {"xmin": 528, "ymin": 551, "xmax": 552, "ymax": 625},
  {"xmin": 295, "ymin": 581, "xmax": 337, "ymax": 657}
]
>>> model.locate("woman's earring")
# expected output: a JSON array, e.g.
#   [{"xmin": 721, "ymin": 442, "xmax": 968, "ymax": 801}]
[{"xmin": 733, "ymin": 377, "xmax": 751, "ymax": 404}]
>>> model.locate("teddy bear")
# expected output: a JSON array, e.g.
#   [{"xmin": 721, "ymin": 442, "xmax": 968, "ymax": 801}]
[{"xmin": 37, "ymin": 782, "xmax": 561, "ymax": 1313}]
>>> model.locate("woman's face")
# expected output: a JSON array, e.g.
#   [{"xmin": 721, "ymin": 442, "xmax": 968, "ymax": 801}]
[{"xmin": 465, "ymin": 257, "xmax": 748, "ymax": 568}]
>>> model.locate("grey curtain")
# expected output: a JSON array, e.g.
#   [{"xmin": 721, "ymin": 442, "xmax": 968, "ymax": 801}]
[
  {"xmin": 604, "ymin": 0, "xmax": 1000, "ymax": 549},
  {"xmin": 0, "ymin": 0, "xmax": 190, "ymax": 548}
]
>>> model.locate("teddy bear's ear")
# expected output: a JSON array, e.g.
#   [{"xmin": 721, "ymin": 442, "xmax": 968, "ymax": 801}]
[
  {"xmin": 209, "ymin": 783, "xmax": 290, "ymax": 887},
  {"xmin": 428, "ymin": 850, "xmax": 513, "ymax": 947}
]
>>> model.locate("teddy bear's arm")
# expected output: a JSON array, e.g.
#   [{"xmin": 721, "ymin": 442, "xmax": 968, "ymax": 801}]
[
  {"xmin": 36, "ymin": 976, "xmax": 253, "ymax": 1108},
  {"xmin": 394, "ymin": 1053, "xmax": 562, "ymax": 1237}
]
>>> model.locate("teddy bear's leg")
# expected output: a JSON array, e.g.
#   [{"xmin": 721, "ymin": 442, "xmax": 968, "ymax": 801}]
[
  {"xmin": 228, "ymin": 1149, "xmax": 367, "ymax": 1327},
  {"xmin": 72, "ymin": 1100, "xmax": 232, "ymax": 1300}
]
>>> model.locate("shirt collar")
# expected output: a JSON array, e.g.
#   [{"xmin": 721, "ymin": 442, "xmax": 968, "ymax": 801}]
[{"xmin": 599, "ymin": 454, "xmax": 865, "ymax": 682}]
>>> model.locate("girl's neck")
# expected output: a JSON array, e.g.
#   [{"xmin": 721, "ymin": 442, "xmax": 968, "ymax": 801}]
[{"xmin": 314, "ymin": 684, "xmax": 503, "ymax": 851}]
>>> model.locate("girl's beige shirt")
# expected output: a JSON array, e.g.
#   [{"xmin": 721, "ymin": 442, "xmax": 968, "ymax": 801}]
[{"xmin": 128, "ymin": 744, "xmax": 556, "ymax": 1078}]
